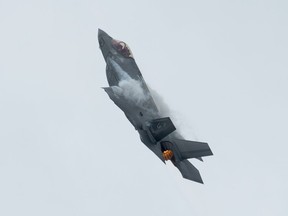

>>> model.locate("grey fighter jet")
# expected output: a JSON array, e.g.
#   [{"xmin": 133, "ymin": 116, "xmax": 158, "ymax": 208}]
[{"xmin": 98, "ymin": 29, "xmax": 213, "ymax": 183}]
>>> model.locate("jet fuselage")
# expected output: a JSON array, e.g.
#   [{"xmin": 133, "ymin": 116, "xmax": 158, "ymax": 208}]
[{"xmin": 98, "ymin": 29, "xmax": 213, "ymax": 183}]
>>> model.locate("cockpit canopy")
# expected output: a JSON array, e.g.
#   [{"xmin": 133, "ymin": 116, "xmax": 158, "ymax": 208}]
[{"xmin": 112, "ymin": 39, "xmax": 134, "ymax": 58}]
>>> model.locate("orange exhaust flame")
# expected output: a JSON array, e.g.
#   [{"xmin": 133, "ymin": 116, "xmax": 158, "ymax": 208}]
[{"xmin": 162, "ymin": 150, "xmax": 173, "ymax": 161}]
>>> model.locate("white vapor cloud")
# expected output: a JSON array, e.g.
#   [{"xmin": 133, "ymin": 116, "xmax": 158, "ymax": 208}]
[{"xmin": 109, "ymin": 58, "xmax": 150, "ymax": 106}]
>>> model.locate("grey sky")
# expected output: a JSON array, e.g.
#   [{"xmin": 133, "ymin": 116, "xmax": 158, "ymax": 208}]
[{"xmin": 0, "ymin": 0, "xmax": 287, "ymax": 215}]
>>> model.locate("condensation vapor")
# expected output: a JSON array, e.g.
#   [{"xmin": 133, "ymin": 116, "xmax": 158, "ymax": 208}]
[
  {"xmin": 109, "ymin": 58, "xmax": 150, "ymax": 106},
  {"xmin": 148, "ymin": 86, "xmax": 185, "ymax": 139},
  {"xmin": 147, "ymin": 86, "xmax": 172, "ymax": 117},
  {"xmin": 108, "ymin": 57, "xmax": 188, "ymax": 139}
]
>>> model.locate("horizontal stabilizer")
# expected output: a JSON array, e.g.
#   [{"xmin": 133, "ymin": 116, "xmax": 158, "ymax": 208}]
[
  {"xmin": 174, "ymin": 139, "xmax": 213, "ymax": 160},
  {"xmin": 174, "ymin": 160, "xmax": 203, "ymax": 183}
]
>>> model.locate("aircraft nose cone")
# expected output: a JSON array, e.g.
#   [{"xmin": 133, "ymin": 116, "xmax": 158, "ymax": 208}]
[
  {"xmin": 98, "ymin": 28, "xmax": 110, "ymax": 39},
  {"xmin": 98, "ymin": 29, "xmax": 113, "ymax": 61},
  {"xmin": 98, "ymin": 28, "xmax": 104, "ymax": 40},
  {"xmin": 98, "ymin": 28, "xmax": 104, "ymax": 36}
]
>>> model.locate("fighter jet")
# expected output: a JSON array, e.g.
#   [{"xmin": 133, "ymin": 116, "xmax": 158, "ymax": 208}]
[{"xmin": 98, "ymin": 29, "xmax": 213, "ymax": 183}]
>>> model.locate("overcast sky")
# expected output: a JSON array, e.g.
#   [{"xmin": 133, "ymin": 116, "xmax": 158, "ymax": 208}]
[{"xmin": 0, "ymin": 0, "xmax": 287, "ymax": 215}]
